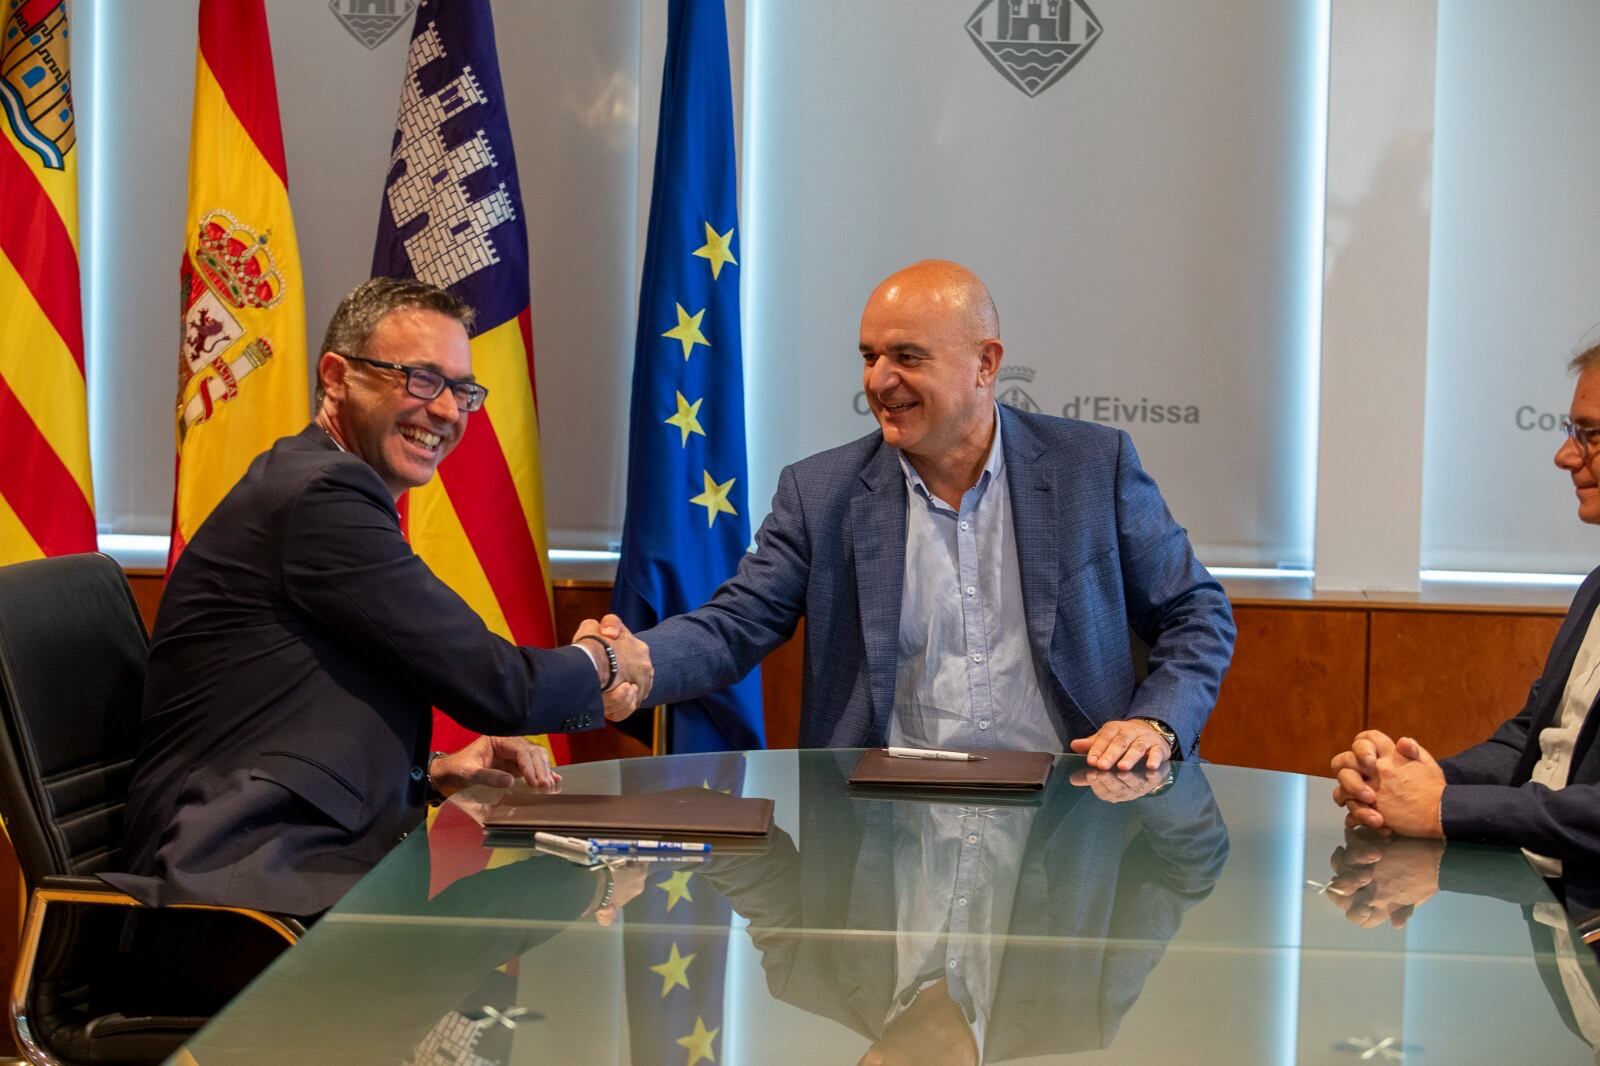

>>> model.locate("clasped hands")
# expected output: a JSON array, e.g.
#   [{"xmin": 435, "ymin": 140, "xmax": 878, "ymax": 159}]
[
  {"xmin": 1329, "ymin": 729, "xmax": 1447, "ymax": 838},
  {"xmin": 573, "ymin": 613, "xmax": 653, "ymax": 721}
]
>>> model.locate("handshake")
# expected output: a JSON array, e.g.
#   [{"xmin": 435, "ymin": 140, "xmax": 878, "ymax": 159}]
[{"xmin": 572, "ymin": 614, "xmax": 654, "ymax": 721}]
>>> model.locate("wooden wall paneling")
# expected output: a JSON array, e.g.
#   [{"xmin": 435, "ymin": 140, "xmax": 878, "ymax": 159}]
[
  {"xmin": 126, "ymin": 570, "xmax": 163, "ymax": 635},
  {"xmin": 1367, "ymin": 610, "xmax": 1563, "ymax": 762},
  {"xmin": 759, "ymin": 619, "xmax": 803, "ymax": 749},
  {"xmin": 1202, "ymin": 606, "xmax": 1369, "ymax": 777}
]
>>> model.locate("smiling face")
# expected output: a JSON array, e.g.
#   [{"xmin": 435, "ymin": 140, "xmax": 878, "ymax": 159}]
[
  {"xmin": 858, "ymin": 261, "xmax": 1002, "ymax": 465},
  {"xmin": 1556, "ymin": 367, "xmax": 1600, "ymax": 525},
  {"xmin": 317, "ymin": 307, "xmax": 474, "ymax": 500}
]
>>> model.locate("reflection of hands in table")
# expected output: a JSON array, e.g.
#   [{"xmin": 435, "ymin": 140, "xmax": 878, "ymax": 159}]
[
  {"xmin": 1330, "ymin": 731, "xmax": 1446, "ymax": 838},
  {"xmin": 573, "ymin": 614, "xmax": 654, "ymax": 720},
  {"xmin": 1069, "ymin": 763, "xmax": 1171, "ymax": 803},
  {"xmin": 1325, "ymin": 829, "xmax": 1444, "ymax": 929},
  {"xmin": 585, "ymin": 861, "xmax": 652, "ymax": 926},
  {"xmin": 428, "ymin": 734, "xmax": 561, "ymax": 798},
  {"xmin": 1068, "ymin": 718, "xmax": 1174, "ymax": 771}
]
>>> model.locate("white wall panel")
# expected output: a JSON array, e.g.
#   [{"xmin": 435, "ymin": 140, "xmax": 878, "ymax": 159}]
[
  {"xmin": 743, "ymin": 0, "xmax": 1327, "ymax": 568},
  {"xmin": 1422, "ymin": 0, "xmax": 1600, "ymax": 574}
]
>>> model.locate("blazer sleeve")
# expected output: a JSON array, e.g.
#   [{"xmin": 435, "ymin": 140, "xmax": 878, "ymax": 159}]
[
  {"xmin": 1112, "ymin": 431, "xmax": 1237, "ymax": 753},
  {"xmin": 279, "ymin": 462, "xmax": 603, "ymax": 736},
  {"xmin": 643, "ymin": 462, "xmax": 812, "ymax": 704},
  {"xmin": 1441, "ymin": 779, "xmax": 1600, "ymax": 864}
]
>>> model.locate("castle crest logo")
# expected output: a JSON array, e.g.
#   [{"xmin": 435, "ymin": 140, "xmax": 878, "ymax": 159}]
[
  {"xmin": 996, "ymin": 366, "xmax": 1042, "ymax": 413},
  {"xmin": 330, "ymin": 0, "xmax": 416, "ymax": 50},
  {"xmin": 965, "ymin": 0, "xmax": 1103, "ymax": 98}
]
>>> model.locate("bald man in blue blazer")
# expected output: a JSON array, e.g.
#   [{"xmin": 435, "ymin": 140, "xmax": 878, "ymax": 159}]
[{"xmin": 641, "ymin": 261, "xmax": 1235, "ymax": 765}]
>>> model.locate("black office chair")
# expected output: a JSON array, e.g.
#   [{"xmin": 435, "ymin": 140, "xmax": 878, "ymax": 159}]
[{"xmin": 0, "ymin": 553, "xmax": 302, "ymax": 1065}]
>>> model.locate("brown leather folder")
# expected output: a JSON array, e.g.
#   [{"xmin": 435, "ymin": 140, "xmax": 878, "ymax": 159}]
[
  {"xmin": 483, "ymin": 786, "xmax": 774, "ymax": 839},
  {"xmin": 848, "ymin": 748, "xmax": 1056, "ymax": 791}
]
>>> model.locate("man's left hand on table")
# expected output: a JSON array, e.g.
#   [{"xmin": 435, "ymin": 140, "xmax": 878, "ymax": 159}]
[
  {"xmin": 1069, "ymin": 718, "xmax": 1175, "ymax": 771},
  {"xmin": 429, "ymin": 735, "xmax": 561, "ymax": 798}
]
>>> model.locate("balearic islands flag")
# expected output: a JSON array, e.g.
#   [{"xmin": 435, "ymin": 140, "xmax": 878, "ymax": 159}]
[
  {"xmin": 0, "ymin": 0, "xmax": 95, "ymax": 563},
  {"xmin": 372, "ymin": 0, "xmax": 565, "ymax": 761},
  {"xmin": 169, "ymin": 0, "xmax": 308, "ymax": 568},
  {"xmin": 613, "ymin": 0, "xmax": 764, "ymax": 753}
]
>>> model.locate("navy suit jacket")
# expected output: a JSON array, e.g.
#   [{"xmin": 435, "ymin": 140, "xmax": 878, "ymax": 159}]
[
  {"xmin": 105, "ymin": 426, "xmax": 603, "ymax": 917},
  {"xmin": 645, "ymin": 406, "xmax": 1235, "ymax": 753},
  {"xmin": 1442, "ymin": 565, "xmax": 1600, "ymax": 865}
]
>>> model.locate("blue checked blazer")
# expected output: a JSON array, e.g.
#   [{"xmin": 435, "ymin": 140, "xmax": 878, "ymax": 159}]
[{"xmin": 644, "ymin": 405, "xmax": 1236, "ymax": 754}]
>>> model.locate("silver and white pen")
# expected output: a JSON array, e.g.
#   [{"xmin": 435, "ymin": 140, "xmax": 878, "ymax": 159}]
[
  {"xmin": 534, "ymin": 831, "xmax": 596, "ymax": 854},
  {"xmin": 884, "ymin": 746, "xmax": 987, "ymax": 761}
]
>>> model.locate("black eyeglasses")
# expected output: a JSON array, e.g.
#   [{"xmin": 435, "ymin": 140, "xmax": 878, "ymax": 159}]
[
  {"xmin": 338, "ymin": 353, "xmax": 489, "ymax": 412},
  {"xmin": 1561, "ymin": 417, "xmax": 1600, "ymax": 457}
]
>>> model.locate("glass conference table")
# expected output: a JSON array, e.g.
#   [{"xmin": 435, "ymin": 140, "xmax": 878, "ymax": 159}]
[{"xmin": 174, "ymin": 751, "xmax": 1600, "ymax": 1064}]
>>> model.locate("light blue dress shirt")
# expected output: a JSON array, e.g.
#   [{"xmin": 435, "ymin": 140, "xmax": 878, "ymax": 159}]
[{"xmin": 888, "ymin": 408, "xmax": 1066, "ymax": 752}]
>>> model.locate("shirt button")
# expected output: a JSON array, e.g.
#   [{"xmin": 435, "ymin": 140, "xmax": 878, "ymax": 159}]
[
  {"xmin": 965, "ymin": 585, "xmax": 975, "ymax": 596},
  {"xmin": 967, "ymin": 834, "xmax": 978, "ymax": 844},
  {"xmin": 409, "ymin": 766, "xmax": 425, "ymax": 781},
  {"xmin": 960, "ymin": 520, "xmax": 969, "ymax": 530},
  {"xmin": 978, "ymin": 720, "xmax": 990, "ymax": 730},
  {"xmin": 971, "ymin": 653, "xmax": 983, "ymax": 664},
  {"xmin": 958, "ymin": 896, "xmax": 968, "ymax": 907},
  {"xmin": 948, "ymin": 959, "xmax": 958, "ymax": 969}
]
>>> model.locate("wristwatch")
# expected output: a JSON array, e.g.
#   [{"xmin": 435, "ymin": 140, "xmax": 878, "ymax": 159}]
[{"xmin": 1133, "ymin": 717, "xmax": 1179, "ymax": 757}]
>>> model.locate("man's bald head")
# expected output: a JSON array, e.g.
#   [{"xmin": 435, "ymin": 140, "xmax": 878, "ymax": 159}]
[
  {"xmin": 866, "ymin": 259, "xmax": 1000, "ymax": 344},
  {"xmin": 858, "ymin": 260, "xmax": 1006, "ymax": 481}
]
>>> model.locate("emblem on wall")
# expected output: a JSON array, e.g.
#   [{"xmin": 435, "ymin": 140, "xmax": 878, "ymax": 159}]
[
  {"xmin": 330, "ymin": 0, "xmax": 417, "ymax": 50},
  {"xmin": 996, "ymin": 366, "xmax": 1042, "ymax": 413},
  {"xmin": 965, "ymin": 0, "xmax": 1103, "ymax": 98}
]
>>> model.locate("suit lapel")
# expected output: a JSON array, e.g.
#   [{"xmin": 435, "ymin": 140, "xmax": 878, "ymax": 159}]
[
  {"xmin": 851, "ymin": 444, "xmax": 907, "ymax": 742},
  {"xmin": 1000, "ymin": 407, "xmax": 1059, "ymax": 666}
]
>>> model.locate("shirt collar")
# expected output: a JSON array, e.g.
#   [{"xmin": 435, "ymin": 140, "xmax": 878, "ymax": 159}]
[{"xmin": 897, "ymin": 403, "xmax": 1005, "ymax": 503}]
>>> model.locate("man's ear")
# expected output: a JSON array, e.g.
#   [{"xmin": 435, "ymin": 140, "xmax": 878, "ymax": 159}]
[
  {"xmin": 317, "ymin": 351, "xmax": 348, "ymax": 401},
  {"xmin": 977, "ymin": 338, "xmax": 1004, "ymax": 387}
]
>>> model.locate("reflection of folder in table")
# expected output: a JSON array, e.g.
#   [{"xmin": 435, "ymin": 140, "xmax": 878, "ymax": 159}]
[
  {"xmin": 483, "ymin": 786, "xmax": 774, "ymax": 840},
  {"xmin": 848, "ymin": 749, "xmax": 1056, "ymax": 791}
]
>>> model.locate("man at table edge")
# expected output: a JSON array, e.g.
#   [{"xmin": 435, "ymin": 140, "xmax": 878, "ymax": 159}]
[
  {"xmin": 633, "ymin": 260, "xmax": 1236, "ymax": 769},
  {"xmin": 1332, "ymin": 342, "xmax": 1600, "ymax": 874},
  {"xmin": 106, "ymin": 278, "xmax": 653, "ymax": 920}
]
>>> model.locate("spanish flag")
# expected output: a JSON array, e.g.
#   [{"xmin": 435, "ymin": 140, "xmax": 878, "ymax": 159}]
[
  {"xmin": 372, "ymin": 0, "xmax": 565, "ymax": 762},
  {"xmin": 0, "ymin": 0, "xmax": 95, "ymax": 564},
  {"xmin": 169, "ymin": 0, "xmax": 307, "ymax": 567}
]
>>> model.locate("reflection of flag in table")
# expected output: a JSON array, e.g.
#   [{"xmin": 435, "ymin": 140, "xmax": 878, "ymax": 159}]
[
  {"xmin": 169, "ymin": 0, "xmax": 308, "ymax": 569},
  {"xmin": 372, "ymin": 0, "xmax": 564, "ymax": 761},
  {"xmin": 0, "ymin": 0, "xmax": 95, "ymax": 564},
  {"xmin": 621, "ymin": 753, "xmax": 746, "ymax": 1065},
  {"xmin": 614, "ymin": 0, "xmax": 763, "ymax": 754}
]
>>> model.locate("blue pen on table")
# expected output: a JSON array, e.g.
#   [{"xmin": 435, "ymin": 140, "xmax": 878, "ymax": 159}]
[{"xmin": 589, "ymin": 838, "xmax": 712, "ymax": 854}]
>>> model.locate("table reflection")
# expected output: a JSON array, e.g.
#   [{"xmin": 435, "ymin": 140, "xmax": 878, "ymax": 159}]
[{"xmin": 697, "ymin": 752, "xmax": 1229, "ymax": 1064}]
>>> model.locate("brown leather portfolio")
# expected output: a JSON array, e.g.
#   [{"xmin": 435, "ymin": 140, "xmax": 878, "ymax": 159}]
[
  {"xmin": 483, "ymin": 786, "xmax": 774, "ymax": 838},
  {"xmin": 848, "ymin": 749, "xmax": 1056, "ymax": 791}
]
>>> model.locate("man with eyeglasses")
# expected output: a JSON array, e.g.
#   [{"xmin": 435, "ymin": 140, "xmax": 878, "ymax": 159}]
[
  {"xmin": 1330, "ymin": 342, "xmax": 1600, "ymax": 876},
  {"xmin": 108, "ymin": 278, "xmax": 652, "ymax": 920}
]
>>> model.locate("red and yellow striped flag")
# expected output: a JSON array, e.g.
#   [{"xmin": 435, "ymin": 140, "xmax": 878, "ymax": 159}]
[
  {"xmin": 373, "ymin": 0, "xmax": 565, "ymax": 762},
  {"xmin": 0, "ymin": 0, "xmax": 95, "ymax": 564},
  {"xmin": 169, "ymin": 0, "xmax": 307, "ymax": 566}
]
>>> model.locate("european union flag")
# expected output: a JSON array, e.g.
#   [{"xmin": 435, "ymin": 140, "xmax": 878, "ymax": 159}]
[{"xmin": 614, "ymin": 0, "xmax": 763, "ymax": 754}]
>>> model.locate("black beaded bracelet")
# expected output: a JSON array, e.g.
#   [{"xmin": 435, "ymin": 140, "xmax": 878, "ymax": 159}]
[{"xmin": 575, "ymin": 634, "xmax": 620, "ymax": 691}]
